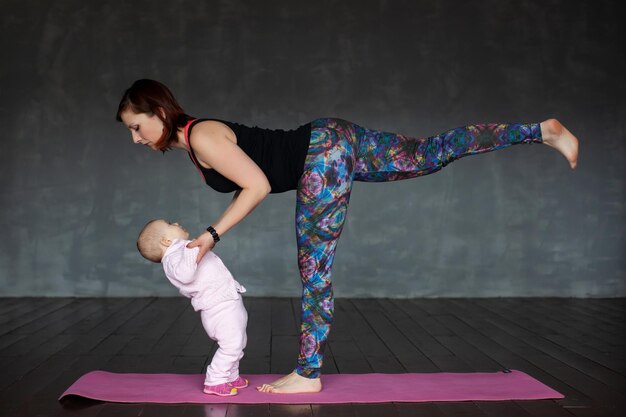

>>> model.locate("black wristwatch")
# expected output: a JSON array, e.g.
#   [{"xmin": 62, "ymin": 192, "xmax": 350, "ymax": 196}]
[{"xmin": 206, "ymin": 226, "xmax": 220, "ymax": 243}]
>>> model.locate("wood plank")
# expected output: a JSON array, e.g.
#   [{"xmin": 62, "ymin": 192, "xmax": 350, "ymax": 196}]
[
  {"xmin": 382, "ymin": 299, "xmax": 480, "ymax": 372},
  {"xmin": 1, "ymin": 298, "xmax": 95, "ymax": 355},
  {"xmin": 379, "ymin": 299, "xmax": 490, "ymax": 417},
  {"xmin": 435, "ymin": 402, "xmax": 493, "ymax": 417},
  {"xmin": 139, "ymin": 403, "xmax": 188, "ymax": 417},
  {"xmin": 325, "ymin": 338, "xmax": 371, "ymax": 374},
  {"xmin": 517, "ymin": 299, "xmax": 625, "ymax": 343},
  {"xmin": 377, "ymin": 300, "xmax": 454, "ymax": 358},
  {"xmin": 0, "ymin": 298, "xmax": 144, "ymax": 415},
  {"xmin": 471, "ymin": 299, "xmax": 626, "ymax": 401},
  {"xmin": 393, "ymin": 402, "xmax": 449, "ymax": 416},
  {"xmin": 33, "ymin": 354, "xmax": 126, "ymax": 417},
  {"xmin": 387, "ymin": 299, "xmax": 579, "ymax": 417},
  {"xmin": 118, "ymin": 298, "xmax": 189, "ymax": 357},
  {"xmin": 151, "ymin": 301, "xmax": 197, "ymax": 355},
  {"xmin": 446, "ymin": 299, "xmax": 621, "ymax": 415},
  {"xmin": 240, "ymin": 297, "xmax": 271, "ymax": 374},
  {"xmin": 272, "ymin": 297, "xmax": 299, "ymax": 336},
  {"xmin": 563, "ymin": 407, "xmax": 621, "ymax": 417},
  {"xmin": 182, "ymin": 404, "xmax": 228, "ymax": 416},
  {"xmin": 564, "ymin": 299, "xmax": 625, "ymax": 322},
  {"xmin": 57, "ymin": 299, "xmax": 204, "ymax": 417},
  {"xmin": 340, "ymin": 299, "xmax": 405, "ymax": 373},
  {"xmin": 406, "ymin": 328, "xmax": 535, "ymax": 416},
  {"xmin": 269, "ymin": 404, "xmax": 313, "ymax": 417},
  {"xmin": 0, "ymin": 298, "xmax": 73, "ymax": 333},
  {"xmin": 0, "ymin": 332, "xmax": 26, "ymax": 351},
  {"xmin": 353, "ymin": 402, "xmax": 401, "ymax": 417},
  {"xmin": 482, "ymin": 299, "xmax": 626, "ymax": 387},
  {"xmin": 438, "ymin": 300, "xmax": 568, "ymax": 416},
  {"xmin": 487, "ymin": 299, "xmax": 625, "ymax": 373},
  {"xmin": 270, "ymin": 297, "xmax": 300, "ymax": 375},
  {"xmin": 543, "ymin": 334, "xmax": 626, "ymax": 375},
  {"xmin": 0, "ymin": 297, "xmax": 30, "ymax": 316},
  {"xmin": 1, "ymin": 297, "xmax": 624, "ymax": 416},
  {"xmin": 351, "ymin": 299, "xmax": 440, "ymax": 373},
  {"xmin": 226, "ymin": 404, "xmax": 270, "ymax": 417},
  {"xmin": 498, "ymin": 299, "xmax": 626, "ymax": 370},
  {"xmin": 179, "ymin": 313, "xmax": 216, "ymax": 357},
  {"xmin": 1, "ymin": 298, "xmax": 127, "ymax": 390},
  {"xmin": 311, "ymin": 404, "xmax": 355, "ymax": 417},
  {"xmin": 325, "ymin": 298, "xmax": 370, "ymax": 374},
  {"xmin": 587, "ymin": 298, "xmax": 626, "ymax": 314},
  {"xmin": 91, "ymin": 403, "xmax": 144, "ymax": 416},
  {"xmin": 271, "ymin": 334, "xmax": 300, "ymax": 374},
  {"xmin": 473, "ymin": 401, "xmax": 532, "ymax": 417}
]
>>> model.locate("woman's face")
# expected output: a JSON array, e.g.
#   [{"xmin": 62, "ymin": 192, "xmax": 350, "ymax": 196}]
[{"xmin": 119, "ymin": 109, "xmax": 164, "ymax": 150}]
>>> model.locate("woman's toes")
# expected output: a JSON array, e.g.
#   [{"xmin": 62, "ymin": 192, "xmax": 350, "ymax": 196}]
[{"xmin": 258, "ymin": 383, "xmax": 274, "ymax": 393}]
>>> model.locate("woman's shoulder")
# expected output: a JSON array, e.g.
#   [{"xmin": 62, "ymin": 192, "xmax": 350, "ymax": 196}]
[
  {"xmin": 191, "ymin": 119, "xmax": 233, "ymax": 133},
  {"xmin": 188, "ymin": 119, "xmax": 237, "ymax": 145}
]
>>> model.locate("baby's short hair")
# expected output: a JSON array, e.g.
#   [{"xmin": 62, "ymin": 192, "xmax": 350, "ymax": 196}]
[{"xmin": 137, "ymin": 219, "xmax": 166, "ymax": 263}]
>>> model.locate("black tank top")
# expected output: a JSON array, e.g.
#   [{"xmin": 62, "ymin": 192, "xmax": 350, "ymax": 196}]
[{"xmin": 185, "ymin": 118, "xmax": 311, "ymax": 193}]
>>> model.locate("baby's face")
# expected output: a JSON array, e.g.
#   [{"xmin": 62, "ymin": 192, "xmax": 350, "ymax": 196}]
[{"xmin": 159, "ymin": 220, "xmax": 190, "ymax": 241}]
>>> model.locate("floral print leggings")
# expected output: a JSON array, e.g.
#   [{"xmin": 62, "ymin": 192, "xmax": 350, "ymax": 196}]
[{"xmin": 294, "ymin": 118, "xmax": 542, "ymax": 378}]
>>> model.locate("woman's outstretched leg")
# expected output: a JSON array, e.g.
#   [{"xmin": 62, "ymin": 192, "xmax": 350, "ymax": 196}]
[{"xmin": 353, "ymin": 119, "xmax": 578, "ymax": 182}]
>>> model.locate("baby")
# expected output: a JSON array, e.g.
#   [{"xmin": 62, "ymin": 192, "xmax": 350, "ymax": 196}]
[{"xmin": 137, "ymin": 219, "xmax": 248, "ymax": 396}]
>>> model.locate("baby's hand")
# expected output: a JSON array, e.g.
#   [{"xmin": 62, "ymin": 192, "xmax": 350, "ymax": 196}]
[{"xmin": 186, "ymin": 232, "xmax": 215, "ymax": 263}]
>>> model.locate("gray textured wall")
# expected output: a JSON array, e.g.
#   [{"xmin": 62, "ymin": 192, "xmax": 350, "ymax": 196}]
[{"xmin": 1, "ymin": 0, "xmax": 623, "ymax": 297}]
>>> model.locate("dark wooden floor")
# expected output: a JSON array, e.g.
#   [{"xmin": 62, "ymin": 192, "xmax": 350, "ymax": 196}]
[{"xmin": 0, "ymin": 298, "xmax": 624, "ymax": 417}]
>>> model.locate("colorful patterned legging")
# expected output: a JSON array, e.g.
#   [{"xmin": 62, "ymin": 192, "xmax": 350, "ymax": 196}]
[{"xmin": 294, "ymin": 118, "xmax": 542, "ymax": 378}]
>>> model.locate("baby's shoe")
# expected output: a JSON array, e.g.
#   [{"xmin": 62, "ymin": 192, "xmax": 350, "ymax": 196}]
[
  {"xmin": 228, "ymin": 376, "xmax": 248, "ymax": 389},
  {"xmin": 203, "ymin": 382, "xmax": 238, "ymax": 396}
]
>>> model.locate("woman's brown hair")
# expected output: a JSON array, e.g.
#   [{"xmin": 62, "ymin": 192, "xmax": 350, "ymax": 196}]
[{"xmin": 116, "ymin": 79, "xmax": 194, "ymax": 152}]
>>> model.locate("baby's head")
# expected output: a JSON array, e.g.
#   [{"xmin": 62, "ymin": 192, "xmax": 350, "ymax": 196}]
[{"xmin": 137, "ymin": 219, "xmax": 190, "ymax": 263}]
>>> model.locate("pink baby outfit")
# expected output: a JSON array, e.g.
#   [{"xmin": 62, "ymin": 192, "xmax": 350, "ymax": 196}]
[{"xmin": 162, "ymin": 239, "xmax": 247, "ymax": 386}]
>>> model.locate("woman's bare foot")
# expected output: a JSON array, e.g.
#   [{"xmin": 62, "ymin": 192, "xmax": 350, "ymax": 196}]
[
  {"xmin": 540, "ymin": 118, "xmax": 579, "ymax": 169},
  {"xmin": 256, "ymin": 371, "xmax": 322, "ymax": 394}
]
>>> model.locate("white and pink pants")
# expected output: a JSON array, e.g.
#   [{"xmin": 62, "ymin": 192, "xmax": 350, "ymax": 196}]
[{"xmin": 200, "ymin": 298, "xmax": 248, "ymax": 386}]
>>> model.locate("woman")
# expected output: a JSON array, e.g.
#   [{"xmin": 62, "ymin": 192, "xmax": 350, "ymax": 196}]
[{"xmin": 116, "ymin": 79, "xmax": 579, "ymax": 394}]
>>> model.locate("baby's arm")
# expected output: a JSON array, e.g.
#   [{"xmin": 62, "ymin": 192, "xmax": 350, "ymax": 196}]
[{"xmin": 163, "ymin": 246, "xmax": 201, "ymax": 284}]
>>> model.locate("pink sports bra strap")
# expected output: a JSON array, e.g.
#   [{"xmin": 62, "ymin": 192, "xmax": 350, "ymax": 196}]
[
  {"xmin": 183, "ymin": 118, "xmax": 197, "ymax": 146},
  {"xmin": 183, "ymin": 119, "xmax": 205, "ymax": 179}
]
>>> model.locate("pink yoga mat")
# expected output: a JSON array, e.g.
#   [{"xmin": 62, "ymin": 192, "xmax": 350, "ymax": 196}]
[{"xmin": 59, "ymin": 370, "xmax": 564, "ymax": 404}]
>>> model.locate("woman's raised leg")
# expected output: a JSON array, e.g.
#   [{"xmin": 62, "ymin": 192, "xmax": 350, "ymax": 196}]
[{"xmin": 353, "ymin": 119, "xmax": 578, "ymax": 182}]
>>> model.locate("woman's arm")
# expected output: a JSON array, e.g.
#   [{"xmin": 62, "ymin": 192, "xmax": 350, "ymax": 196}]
[
  {"xmin": 212, "ymin": 188, "xmax": 241, "ymax": 225},
  {"xmin": 186, "ymin": 122, "xmax": 271, "ymax": 262}
]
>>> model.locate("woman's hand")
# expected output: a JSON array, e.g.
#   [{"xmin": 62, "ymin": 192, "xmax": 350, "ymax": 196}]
[{"xmin": 186, "ymin": 232, "xmax": 216, "ymax": 263}]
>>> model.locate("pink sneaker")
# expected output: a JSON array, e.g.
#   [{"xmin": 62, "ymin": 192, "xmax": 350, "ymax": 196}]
[
  {"xmin": 203, "ymin": 382, "xmax": 238, "ymax": 396},
  {"xmin": 228, "ymin": 376, "xmax": 248, "ymax": 389}
]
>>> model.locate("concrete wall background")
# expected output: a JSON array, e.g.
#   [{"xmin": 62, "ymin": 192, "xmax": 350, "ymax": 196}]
[{"xmin": 1, "ymin": 0, "xmax": 623, "ymax": 297}]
